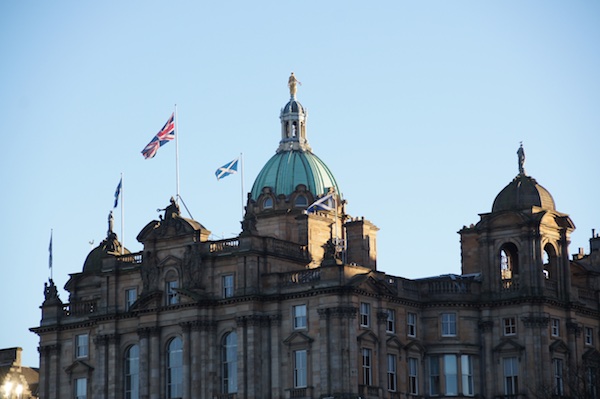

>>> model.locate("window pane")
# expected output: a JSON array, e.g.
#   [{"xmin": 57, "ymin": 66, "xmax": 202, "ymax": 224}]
[
  {"xmin": 444, "ymin": 354, "xmax": 458, "ymax": 395},
  {"xmin": 294, "ymin": 350, "xmax": 307, "ymax": 388},
  {"xmin": 222, "ymin": 332, "xmax": 238, "ymax": 393},
  {"xmin": 167, "ymin": 337, "xmax": 183, "ymax": 398},
  {"xmin": 125, "ymin": 345, "xmax": 140, "ymax": 399},
  {"xmin": 461, "ymin": 355, "xmax": 474, "ymax": 396}
]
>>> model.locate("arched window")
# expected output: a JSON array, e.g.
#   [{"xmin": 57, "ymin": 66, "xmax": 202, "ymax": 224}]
[
  {"xmin": 167, "ymin": 337, "xmax": 183, "ymax": 399},
  {"xmin": 543, "ymin": 243, "xmax": 558, "ymax": 280},
  {"xmin": 295, "ymin": 195, "xmax": 308, "ymax": 207},
  {"xmin": 124, "ymin": 345, "xmax": 139, "ymax": 399},
  {"xmin": 263, "ymin": 197, "xmax": 273, "ymax": 210},
  {"xmin": 500, "ymin": 243, "xmax": 519, "ymax": 287},
  {"xmin": 222, "ymin": 332, "xmax": 238, "ymax": 394}
]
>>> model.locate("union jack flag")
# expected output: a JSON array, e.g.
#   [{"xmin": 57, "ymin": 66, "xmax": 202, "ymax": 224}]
[{"xmin": 141, "ymin": 113, "xmax": 176, "ymax": 159}]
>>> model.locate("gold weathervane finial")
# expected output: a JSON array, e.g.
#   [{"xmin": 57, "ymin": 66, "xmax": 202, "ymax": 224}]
[{"xmin": 288, "ymin": 72, "xmax": 301, "ymax": 98}]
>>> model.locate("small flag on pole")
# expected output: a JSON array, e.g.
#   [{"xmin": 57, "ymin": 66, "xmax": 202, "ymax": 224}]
[
  {"xmin": 113, "ymin": 178, "xmax": 122, "ymax": 208},
  {"xmin": 141, "ymin": 113, "xmax": 176, "ymax": 159},
  {"xmin": 215, "ymin": 158, "xmax": 239, "ymax": 180},
  {"xmin": 307, "ymin": 193, "xmax": 335, "ymax": 212}
]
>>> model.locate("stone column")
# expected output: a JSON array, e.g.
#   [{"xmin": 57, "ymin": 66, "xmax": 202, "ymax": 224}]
[
  {"xmin": 180, "ymin": 322, "xmax": 192, "ymax": 399},
  {"xmin": 149, "ymin": 326, "xmax": 161, "ymax": 399},
  {"xmin": 270, "ymin": 314, "xmax": 282, "ymax": 399},
  {"xmin": 107, "ymin": 334, "xmax": 120, "ymax": 399},
  {"xmin": 478, "ymin": 318, "xmax": 494, "ymax": 398},
  {"xmin": 93, "ymin": 334, "xmax": 109, "ymax": 398},
  {"xmin": 138, "ymin": 328, "xmax": 151, "ymax": 399},
  {"xmin": 190, "ymin": 321, "xmax": 202, "ymax": 399},
  {"xmin": 236, "ymin": 316, "xmax": 249, "ymax": 398},
  {"xmin": 317, "ymin": 309, "xmax": 331, "ymax": 396}
]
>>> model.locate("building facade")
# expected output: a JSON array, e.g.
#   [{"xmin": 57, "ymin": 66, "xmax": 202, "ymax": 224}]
[{"xmin": 32, "ymin": 75, "xmax": 600, "ymax": 399}]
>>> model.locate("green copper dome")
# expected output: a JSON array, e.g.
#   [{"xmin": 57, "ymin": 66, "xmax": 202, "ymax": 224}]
[
  {"xmin": 249, "ymin": 73, "xmax": 340, "ymax": 201},
  {"xmin": 250, "ymin": 149, "xmax": 340, "ymax": 200}
]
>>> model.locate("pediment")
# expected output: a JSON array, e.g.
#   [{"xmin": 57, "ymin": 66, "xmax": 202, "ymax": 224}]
[
  {"xmin": 549, "ymin": 339, "xmax": 570, "ymax": 354},
  {"xmin": 357, "ymin": 330, "xmax": 378, "ymax": 344},
  {"xmin": 64, "ymin": 360, "xmax": 94, "ymax": 375},
  {"xmin": 493, "ymin": 338, "xmax": 525, "ymax": 353},
  {"xmin": 583, "ymin": 348, "xmax": 600, "ymax": 363},
  {"xmin": 404, "ymin": 340, "xmax": 425, "ymax": 354},
  {"xmin": 349, "ymin": 274, "xmax": 396, "ymax": 296},
  {"xmin": 283, "ymin": 331, "xmax": 314, "ymax": 346},
  {"xmin": 386, "ymin": 336, "xmax": 404, "ymax": 350},
  {"xmin": 131, "ymin": 290, "xmax": 163, "ymax": 310},
  {"xmin": 160, "ymin": 255, "xmax": 182, "ymax": 268},
  {"xmin": 137, "ymin": 199, "xmax": 210, "ymax": 243}
]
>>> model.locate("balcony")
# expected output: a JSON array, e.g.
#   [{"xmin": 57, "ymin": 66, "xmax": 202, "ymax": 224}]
[
  {"xmin": 63, "ymin": 300, "xmax": 97, "ymax": 316},
  {"xmin": 286, "ymin": 387, "xmax": 313, "ymax": 398}
]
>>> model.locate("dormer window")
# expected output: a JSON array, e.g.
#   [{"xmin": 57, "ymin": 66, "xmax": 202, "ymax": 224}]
[
  {"xmin": 295, "ymin": 195, "xmax": 308, "ymax": 207},
  {"xmin": 263, "ymin": 197, "xmax": 273, "ymax": 210}
]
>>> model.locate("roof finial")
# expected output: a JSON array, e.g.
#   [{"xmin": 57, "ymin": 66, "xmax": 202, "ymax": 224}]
[
  {"xmin": 517, "ymin": 142, "xmax": 526, "ymax": 176},
  {"xmin": 288, "ymin": 72, "xmax": 301, "ymax": 99}
]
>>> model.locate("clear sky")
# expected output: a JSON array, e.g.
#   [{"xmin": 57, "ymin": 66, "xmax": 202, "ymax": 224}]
[{"xmin": 1, "ymin": 1, "xmax": 598, "ymax": 368}]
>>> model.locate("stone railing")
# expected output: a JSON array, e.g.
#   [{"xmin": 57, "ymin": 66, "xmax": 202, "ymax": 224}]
[
  {"xmin": 63, "ymin": 300, "xmax": 97, "ymax": 316},
  {"xmin": 283, "ymin": 269, "xmax": 321, "ymax": 286},
  {"xmin": 286, "ymin": 387, "xmax": 312, "ymax": 398},
  {"xmin": 427, "ymin": 279, "xmax": 472, "ymax": 294},
  {"xmin": 117, "ymin": 252, "xmax": 143, "ymax": 264},
  {"xmin": 209, "ymin": 238, "xmax": 240, "ymax": 253},
  {"xmin": 501, "ymin": 278, "xmax": 519, "ymax": 291}
]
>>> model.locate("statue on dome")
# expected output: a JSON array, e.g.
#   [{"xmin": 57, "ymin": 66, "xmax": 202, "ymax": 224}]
[
  {"xmin": 517, "ymin": 142, "xmax": 526, "ymax": 175},
  {"xmin": 288, "ymin": 72, "xmax": 301, "ymax": 98},
  {"xmin": 108, "ymin": 210, "xmax": 114, "ymax": 236}
]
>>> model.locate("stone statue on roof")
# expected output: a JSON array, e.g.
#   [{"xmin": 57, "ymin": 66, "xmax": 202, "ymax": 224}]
[
  {"xmin": 288, "ymin": 72, "xmax": 301, "ymax": 98},
  {"xmin": 517, "ymin": 142, "xmax": 526, "ymax": 176},
  {"xmin": 108, "ymin": 210, "xmax": 114, "ymax": 236}
]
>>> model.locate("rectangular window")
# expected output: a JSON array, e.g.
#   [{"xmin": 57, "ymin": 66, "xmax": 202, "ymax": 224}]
[
  {"xmin": 166, "ymin": 280, "xmax": 179, "ymax": 305},
  {"xmin": 386, "ymin": 309, "xmax": 395, "ymax": 333},
  {"xmin": 553, "ymin": 358, "xmax": 564, "ymax": 396},
  {"xmin": 76, "ymin": 334, "xmax": 88, "ymax": 358},
  {"xmin": 551, "ymin": 318, "xmax": 560, "ymax": 337},
  {"xmin": 408, "ymin": 357, "xmax": 419, "ymax": 395},
  {"xmin": 294, "ymin": 350, "xmax": 307, "ymax": 388},
  {"xmin": 461, "ymin": 354, "xmax": 474, "ymax": 396},
  {"xmin": 407, "ymin": 312, "xmax": 417, "ymax": 337},
  {"xmin": 387, "ymin": 354, "xmax": 397, "ymax": 392},
  {"xmin": 125, "ymin": 288, "xmax": 137, "ymax": 311},
  {"xmin": 362, "ymin": 348, "xmax": 372, "ymax": 386},
  {"xmin": 441, "ymin": 313, "xmax": 457, "ymax": 337},
  {"xmin": 360, "ymin": 303, "xmax": 371, "ymax": 328},
  {"xmin": 75, "ymin": 378, "xmax": 87, "ymax": 399},
  {"xmin": 293, "ymin": 305, "xmax": 307, "ymax": 330},
  {"xmin": 503, "ymin": 357, "xmax": 519, "ymax": 395},
  {"xmin": 585, "ymin": 327, "xmax": 594, "ymax": 345},
  {"xmin": 222, "ymin": 274, "xmax": 234, "ymax": 298},
  {"xmin": 444, "ymin": 354, "xmax": 458, "ymax": 395},
  {"xmin": 586, "ymin": 366, "xmax": 598, "ymax": 398},
  {"xmin": 503, "ymin": 317, "xmax": 517, "ymax": 336},
  {"xmin": 429, "ymin": 356, "xmax": 440, "ymax": 396}
]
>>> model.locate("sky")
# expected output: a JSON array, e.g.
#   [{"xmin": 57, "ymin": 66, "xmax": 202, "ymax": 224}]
[{"xmin": 1, "ymin": 1, "xmax": 598, "ymax": 368}]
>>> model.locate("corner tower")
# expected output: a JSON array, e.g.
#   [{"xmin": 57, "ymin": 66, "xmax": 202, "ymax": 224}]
[{"xmin": 460, "ymin": 144, "xmax": 575, "ymax": 299}]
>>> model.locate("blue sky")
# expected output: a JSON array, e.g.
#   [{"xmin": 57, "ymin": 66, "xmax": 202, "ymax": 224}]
[{"xmin": 1, "ymin": 1, "xmax": 598, "ymax": 367}]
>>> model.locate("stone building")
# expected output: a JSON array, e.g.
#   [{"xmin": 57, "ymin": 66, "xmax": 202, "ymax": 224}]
[
  {"xmin": 32, "ymin": 75, "xmax": 600, "ymax": 399},
  {"xmin": 0, "ymin": 347, "xmax": 39, "ymax": 398}
]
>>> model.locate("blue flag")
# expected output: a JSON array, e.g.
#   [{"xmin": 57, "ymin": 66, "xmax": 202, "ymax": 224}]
[
  {"xmin": 114, "ymin": 178, "xmax": 122, "ymax": 208},
  {"xmin": 215, "ymin": 158, "xmax": 239, "ymax": 180}
]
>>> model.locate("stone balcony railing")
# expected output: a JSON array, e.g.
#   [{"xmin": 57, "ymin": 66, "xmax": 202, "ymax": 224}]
[{"xmin": 63, "ymin": 300, "xmax": 97, "ymax": 316}]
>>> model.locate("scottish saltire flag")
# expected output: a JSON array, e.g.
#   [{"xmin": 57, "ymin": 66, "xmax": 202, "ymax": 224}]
[
  {"xmin": 215, "ymin": 158, "xmax": 239, "ymax": 180},
  {"xmin": 141, "ymin": 113, "xmax": 176, "ymax": 159},
  {"xmin": 307, "ymin": 193, "xmax": 335, "ymax": 212},
  {"xmin": 113, "ymin": 178, "xmax": 122, "ymax": 208}
]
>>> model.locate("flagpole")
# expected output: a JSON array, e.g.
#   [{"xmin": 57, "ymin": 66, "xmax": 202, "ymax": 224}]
[
  {"xmin": 120, "ymin": 172, "xmax": 124, "ymax": 255},
  {"xmin": 49, "ymin": 229, "xmax": 53, "ymax": 281},
  {"xmin": 175, "ymin": 104, "xmax": 180, "ymax": 204},
  {"xmin": 240, "ymin": 152, "xmax": 245, "ymax": 218}
]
